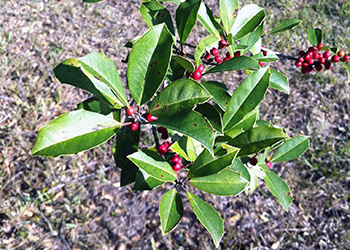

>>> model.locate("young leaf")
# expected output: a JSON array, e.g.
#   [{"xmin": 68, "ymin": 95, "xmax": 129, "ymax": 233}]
[
  {"xmin": 127, "ymin": 150, "xmax": 176, "ymax": 182},
  {"xmin": 270, "ymin": 69, "xmax": 290, "ymax": 95},
  {"xmin": 263, "ymin": 170, "xmax": 293, "ymax": 211},
  {"xmin": 194, "ymin": 35, "xmax": 220, "ymax": 66},
  {"xmin": 206, "ymin": 56, "xmax": 260, "ymax": 74},
  {"xmin": 133, "ymin": 169, "xmax": 165, "ymax": 191},
  {"xmin": 140, "ymin": 1, "xmax": 175, "ymax": 35},
  {"xmin": 195, "ymin": 103, "xmax": 223, "ymax": 132},
  {"xmin": 32, "ymin": 110, "xmax": 120, "ymax": 157},
  {"xmin": 172, "ymin": 55, "xmax": 195, "ymax": 73},
  {"xmin": 170, "ymin": 136, "xmax": 203, "ymax": 161},
  {"xmin": 229, "ymin": 4, "xmax": 265, "ymax": 40},
  {"xmin": 228, "ymin": 126, "xmax": 289, "ymax": 156},
  {"xmin": 127, "ymin": 24, "xmax": 174, "ymax": 105},
  {"xmin": 190, "ymin": 169, "xmax": 248, "ymax": 196},
  {"xmin": 270, "ymin": 135, "xmax": 309, "ymax": 162},
  {"xmin": 149, "ymin": 78, "xmax": 211, "ymax": 117},
  {"xmin": 159, "ymin": 190, "xmax": 183, "ymax": 234},
  {"xmin": 200, "ymin": 81, "xmax": 231, "ymax": 111},
  {"xmin": 270, "ymin": 18, "xmax": 301, "ymax": 34},
  {"xmin": 187, "ymin": 192, "xmax": 224, "ymax": 248},
  {"xmin": 220, "ymin": 0, "xmax": 239, "ymax": 34},
  {"xmin": 176, "ymin": 0, "xmax": 201, "ymax": 44},
  {"xmin": 222, "ymin": 67, "xmax": 270, "ymax": 132},
  {"xmin": 307, "ymin": 28, "xmax": 323, "ymax": 46},
  {"xmin": 198, "ymin": 3, "xmax": 221, "ymax": 39}
]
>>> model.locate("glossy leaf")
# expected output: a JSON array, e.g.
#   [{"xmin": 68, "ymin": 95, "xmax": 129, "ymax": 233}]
[
  {"xmin": 263, "ymin": 170, "xmax": 293, "ymax": 211},
  {"xmin": 271, "ymin": 135, "xmax": 309, "ymax": 162},
  {"xmin": 149, "ymin": 78, "xmax": 211, "ymax": 116},
  {"xmin": 228, "ymin": 126, "xmax": 289, "ymax": 156},
  {"xmin": 187, "ymin": 192, "xmax": 224, "ymax": 248},
  {"xmin": 240, "ymin": 24, "xmax": 263, "ymax": 54},
  {"xmin": 307, "ymin": 28, "xmax": 323, "ymax": 46},
  {"xmin": 231, "ymin": 158, "xmax": 250, "ymax": 182},
  {"xmin": 76, "ymin": 97, "xmax": 114, "ymax": 115},
  {"xmin": 167, "ymin": 58, "xmax": 186, "ymax": 82},
  {"xmin": 198, "ymin": 3, "xmax": 221, "ymax": 38},
  {"xmin": 271, "ymin": 18, "xmax": 301, "ymax": 34},
  {"xmin": 176, "ymin": 0, "xmax": 201, "ymax": 44},
  {"xmin": 200, "ymin": 81, "xmax": 231, "ymax": 111},
  {"xmin": 250, "ymin": 36, "xmax": 262, "ymax": 55},
  {"xmin": 32, "ymin": 110, "xmax": 120, "ymax": 157},
  {"xmin": 127, "ymin": 24, "xmax": 174, "ymax": 105},
  {"xmin": 151, "ymin": 110, "xmax": 216, "ymax": 154},
  {"xmin": 223, "ymin": 67, "xmax": 270, "ymax": 132},
  {"xmin": 194, "ymin": 35, "xmax": 220, "ymax": 66},
  {"xmin": 170, "ymin": 136, "xmax": 203, "ymax": 161},
  {"xmin": 133, "ymin": 169, "xmax": 165, "ymax": 191},
  {"xmin": 270, "ymin": 69, "xmax": 289, "ymax": 94},
  {"xmin": 225, "ymin": 108, "xmax": 258, "ymax": 138},
  {"xmin": 190, "ymin": 169, "xmax": 247, "ymax": 196},
  {"xmin": 195, "ymin": 103, "xmax": 223, "ymax": 132},
  {"xmin": 140, "ymin": 1, "xmax": 175, "ymax": 35},
  {"xmin": 220, "ymin": 0, "xmax": 239, "ymax": 33},
  {"xmin": 159, "ymin": 190, "xmax": 183, "ymax": 234},
  {"xmin": 113, "ymin": 127, "xmax": 140, "ymax": 186},
  {"xmin": 229, "ymin": 4, "xmax": 265, "ymax": 40},
  {"xmin": 172, "ymin": 55, "xmax": 195, "ymax": 72},
  {"xmin": 206, "ymin": 56, "xmax": 260, "ymax": 74},
  {"xmin": 127, "ymin": 150, "xmax": 176, "ymax": 182}
]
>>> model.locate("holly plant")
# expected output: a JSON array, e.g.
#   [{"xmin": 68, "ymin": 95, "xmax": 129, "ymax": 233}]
[{"xmin": 31, "ymin": 0, "xmax": 349, "ymax": 247}]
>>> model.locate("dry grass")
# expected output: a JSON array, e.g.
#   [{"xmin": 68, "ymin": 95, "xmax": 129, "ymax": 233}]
[{"xmin": 1, "ymin": 0, "xmax": 350, "ymax": 249}]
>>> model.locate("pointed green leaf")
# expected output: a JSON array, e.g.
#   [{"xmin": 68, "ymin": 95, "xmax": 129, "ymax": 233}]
[
  {"xmin": 271, "ymin": 18, "xmax": 301, "ymax": 34},
  {"xmin": 172, "ymin": 55, "xmax": 195, "ymax": 72},
  {"xmin": 223, "ymin": 67, "xmax": 270, "ymax": 132},
  {"xmin": 194, "ymin": 35, "xmax": 220, "ymax": 66},
  {"xmin": 149, "ymin": 78, "xmax": 211, "ymax": 116},
  {"xmin": 225, "ymin": 108, "xmax": 258, "ymax": 138},
  {"xmin": 167, "ymin": 58, "xmax": 186, "ymax": 82},
  {"xmin": 229, "ymin": 4, "xmax": 265, "ymax": 40},
  {"xmin": 140, "ymin": 1, "xmax": 175, "ymax": 35},
  {"xmin": 240, "ymin": 24, "xmax": 263, "ymax": 54},
  {"xmin": 176, "ymin": 0, "xmax": 201, "ymax": 44},
  {"xmin": 198, "ymin": 3, "xmax": 221, "ymax": 38},
  {"xmin": 263, "ymin": 170, "xmax": 293, "ymax": 211},
  {"xmin": 195, "ymin": 103, "xmax": 223, "ymax": 132},
  {"xmin": 32, "ymin": 110, "xmax": 120, "ymax": 157},
  {"xmin": 76, "ymin": 97, "xmax": 114, "ymax": 115},
  {"xmin": 133, "ymin": 169, "xmax": 165, "ymax": 191},
  {"xmin": 220, "ymin": 0, "xmax": 239, "ymax": 34},
  {"xmin": 271, "ymin": 135, "xmax": 309, "ymax": 162},
  {"xmin": 307, "ymin": 28, "xmax": 323, "ymax": 46},
  {"xmin": 127, "ymin": 24, "xmax": 174, "ymax": 105},
  {"xmin": 231, "ymin": 159, "xmax": 250, "ymax": 182},
  {"xmin": 187, "ymin": 192, "xmax": 224, "ymax": 248},
  {"xmin": 151, "ymin": 110, "xmax": 216, "ymax": 154},
  {"xmin": 170, "ymin": 136, "xmax": 203, "ymax": 161},
  {"xmin": 127, "ymin": 150, "xmax": 176, "ymax": 182},
  {"xmin": 200, "ymin": 81, "xmax": 231, "ymax": 111},
  {"xmin": 206, "ymin": 56, "xmax": 260, "ymax": 74},
  {"xmin": 159, "ymin": 190, "xmax": 183, "ymax": 234},
  {"xmin": 228, "ymin": 126, "xmax": 289, "ymax": 156},
  {"xmin": 190, "ymin": 169, "xmax": 247, "ymax": 196},
  {"xmin": 270, "ymin": 69, "xmax": 289, "ymax": 94}
]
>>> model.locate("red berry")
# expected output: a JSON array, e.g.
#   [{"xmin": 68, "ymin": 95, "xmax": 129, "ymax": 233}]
[
  {"xmin": 312, "ymin": 52, "xmax": 319, "ymax": 60},
  {"xmin": 324, "ymin": 61, "xmax": 331, "ymax": 70},
  {"xmin": 344, "ymin": 55, "xmax": 350, "ymax": 62},
  {"xmin": 295, "ymin": 61, "xmax": 302, "ymax": 67},
  {"xmin": 302, "ymin": 62, "xmax": 309, "ymax": 68},
  {"xmin": 317, "ymin": 43, "xmax": 324, "ymax": 49},
  {"xmin": 263, "ymin": 50, "xmax": 268, "ymax": 56},
  {"xmin": 312, "ymin": 46, "xmax": 318, "ymax": 52},
  {"xmin": 249, "ymin": 157, "xmax": 258, "ymax": 166},
  {"xmin": 298, "ymin": 57, "xmax": 304, "ymax": 62},
  {"xmin": 128, "ymin": 122, "xmax": 139, "ymax": 131},
  {"xmin": 315, "ymin": 62, "xmax": 323, "ymax": 72},
  {"xmin": 259, "ymin": 62, "xmax": 264, "ymax": 66},
  {"xmin": 223, "ymin": 58, "xmax": 230, "ymax": 62},
  {"xmin": 161, "ymin": 131, "xmax": 169, "ymax": 140},
  {"xmin": 204, "ymin": 52, "xmax": 211, "ymax": 60},
  {"xmin": 197, "ymin": 64, "xmax": 205, "ymax": 73},
  {"xmin": 234, "ymin": 51, "xmax": 241, "ymax": 57},
  {"xmin": 171, "ymin": 156, "xmax": 182, "ymax": 165},
  {"xmin": 185, "ymin": 71, "xmax": 192, "ymax": 78},
  {"xmin": 338, "ymin": 50, "xmax": 345, "ymax": 57},
  {"xmin": 301, "ymin": 67, "xmax": 308, "ymax": 74},
  {"xmin": 324, "ymin": 51, "xmax": 331, "ymax": 59},
  {"xmin": 157, "ymin": 126, "xmax": 167, "ymax": 134},
  {"xmin": 319, "ymin": 57, "xmax": 326, "ymax": 64},
  {"xmin": 331, "ymin": 55, "xmax": 340, "ymax": 62},
  {"xmin": 144, "ymin": 113, "xmax": 158, "ymax": 122},
  {"xmin": 299, "ymin": 50, "xmax": 305, "ymax": 56},
  {"xmin": 215, "ymin": 55, "xmax": 222, "ymax": 62},
  {"xmin": 164, "ymin": 142, "xmax": 169, "ymax": 149},
  {"xmin": 304, "ymin": 54, "xmax": 311, "ymax": 61},
  {"xmin": 126, "ymin": 106, "xmax": 135, "ymax": 116},
  {"xmin": 211, "ymin": 48, "xmax": 219, "ymax": 56},
  {"xmin": 157, "ymin": 144, "xmax": 168, "ymax": 155},
  {"xmin": 265, "ymin": 161, "xmax": 272, "ymax": 169},
  {"xmin": 193, "ymin": 70, "xmax": 202, "ymax": 81},
  {"xmin": 307, "ymin": 58, "xmax": 314, "ymax": 65},
  {"xmin": 218, "ymin": 39, "xmax": 228, "ymax": 49},
  {"xmin": 226, "ymin": 52, "xmax": 232, "ymax": 58},
  {"xmin": 173, "ymin": 163, "xmax": 182, "ymax": 172}
]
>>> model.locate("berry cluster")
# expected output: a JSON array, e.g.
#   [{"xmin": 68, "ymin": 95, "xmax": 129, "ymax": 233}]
[
  {"xmin": 126, "ymin": 106, "xmax": 139, "ymax": 131},
  {"xmin": 187, "ymin": 64, "xmax": 205, "ymax": 81},
  {"xmin": 249, "ymin": 156, "xmax": 272, "ymax": 169},
  {"xmin": 295, "ymin": 44, "xmax": 350, "ymax": 74}
]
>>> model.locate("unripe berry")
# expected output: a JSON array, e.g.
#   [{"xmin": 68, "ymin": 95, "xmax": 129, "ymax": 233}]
[
  {"xmin": 193, "ymin": 70, "xmax": 202, "ymax": 81},
  {"xmin": 157, "ymin": 144, "xmax": 168, "ymax": 155},
  {"xmin": 211, "ymin": 48, "xmax": 219, "ymax": 56},
  {"xmin": 215, "ymin": 55, "xmax": 222, "ymax": 63},
  {"xmin": 338, "ymin": 50, "xmax": 345, "ymax": 57},
  {"xmin": 259, "ymin": 62, "xmax": 264, "ymax": 66},
  {"xmin": 128, "ymin": 122, "xmax": 139, "ymax": 131},
  {"xmin": 249, "ymin": 157, "xmax": 258, "ymax": 166},
  {"xmin": 234, "ymin": 51, "xmax": 241, "ymax": 57},
  {"xmin": 324, "ymin": 51, "xmax": 331, "ymax": 59},
  {"xmin": 144, "ymin": 113, "xmax": 158, "ymax": 122},
  {"xmin": 197, "ymin": 64, "xmax": 205, "ymax": 73},
  {"xmin": 265, "ymin": 161, "xmax": 272, "ymax": 169},
  {"xmin": 317, "ymin": 43, "xmax": 324, "ymax": 49},
  {"xmin": 331, "ymin": 55, "xmax": 340, "ymax": 62},
  {"xmin": 126, "ymin": 106, "xmax": 135, "ymax": 116},
  {"xmin": 324, "ymin": 61, "xmax": 331, "ymax": 70},
  {"xmin": 344, "ymin": 55, "xmax": 350, "ymax": 62},
  {"xmin": 173, "ymin": 163, "xmax": 182, "ymax": 172}
]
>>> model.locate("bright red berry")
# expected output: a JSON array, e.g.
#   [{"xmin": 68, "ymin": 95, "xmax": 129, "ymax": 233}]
[
  {"xmin": 211, "ymin": 48, "xmax": 219, "ymax": 56},
  {"xmin": 128, "ymin": 122, "xmax": 139, "ymax": 131},
  {"xmin": 197, "ymin": 64, "xmax": 205, "ymax": 73},
  {"xmin": 324, "ymin": 61, "xmax": 331, "ymax": 70},
  {"xmin": 295, "ymin": 61, "xmax": 302, "ymax": 67},
  {"xmin": 173, "ymin": 163, "xmax": 182, "ymax": 172},
  {"xmin": 259, "ymin": 62, "xmax": 264, "ymax": 66},
  {"xmin": 218, "ymin": 39, "xmax": 228, "ymax": 49},
  {"xmin": 193, "ymin": 70, "xmax": 202, "ymax": 81},
  {"xmin": 317, "ymin": 43, "xmax": 324, "ymax": 49},
  {"xmin": 263, "ymin": 50, "xmax": 268, "ymax": 56},
  {"xmin": 302, "ymin": 62, "xmax": 309, "ymax": 68},
  {"xmin": 312, "ymin": 53, "xmax": 319, "ymax": 60},
  {"xmin": 307, "ymin": 58, "xmax": 314, "ymax": 65},
  {"xmin": 144, "ymin": 113, "xmax": 158, "ymax": 122},
  {"xmin": 338, "ymin": 50, "xmax": 345, "ymax": 57},
  {"xmin": 319, "ymin": 57, "xmax": 326, "ymax": 64},
  {"xmin": 324, "ymin": 51, "xmax": 331, "ymax": 59},
  {"xmin": 204, "ymin": 51, "xmax": 211, "ymax": 60},
  {"xmin": 344, "ymin": 55, "xmax": 350, "ymax": 62},
  {"xmin": 234, "ymin": 51, "xmax": 241, "ymax": 57},
  {"xmin": 157, "ymin": 144, "xmax": 168, "ymax": 155},
  {"xmin": 226, "ymin": 52, "xmax": 231, "ymax": 58},
  {"xmin": 249, "ymin": 157, "xmax": 258, "ymax": 166},
  {"xmin": 298, "ymin": 57, "xmax": 304, "ymax": 62},
  {"xmin": 265, "ymin": 161, "xmax": 272, "ymax": 169},
  {"xmin": 215, "ymin": 55, "xmax": 222, "ymax": 62},
  {"xmin": 126, "ymin": 106, "xmax": 135, "ymax": 116},
  {"xmin": 331, "ymin": 55, "xmax": 340, "ymax": 62},
  {"xmin": 312, "ymin": 46, "xmax": 318, "ymax": 52},
  {"xmin": 171, "ymin": 155, "xmax": 182, "ymax": 165}
]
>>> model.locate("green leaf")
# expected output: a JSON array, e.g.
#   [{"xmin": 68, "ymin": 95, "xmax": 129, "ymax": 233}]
[
  {"xmin": 113, "ymin": 127, "xmax": 140, "ymax": 186},
  {"xmin": 159, "ymin": 190, "xmax": 183, "ymax": 234},
  {"xmin": 188, "ymin": 148, "xmax": 239, "ymax": 178},
  {"xmin": 240, "ymin": 24, "xmax": 263, "ymax": 54},
  {"xmin": 194, "ymin": 35, "xmax": 220, "ymax": 66},
  {"xmin": 133, "ymin": 169, "xmax": 165, "ymax": 190},
  {"xmin": 231, "ymin": 158, "xmax": 250, "ymax": 182},
  {"xmin": 151, "ymin": 110, "xmax": 216, "ymax": 154},
  {"xmin": 198, "ymin": 3, "xmax": 221, "ymax": 38},
  {"xmin": 176, "ymin": 0, "xmax": 201, "ymax": 44},
  {"xmin": 127, "ymin": 150, "xmax": 176, "ymax": 182},
  {"xmin": 127, "ymin": 24, "xmax": 174, "ymax": 105},
  {"xmin": 222, "ymin": 67, "xmax": 270, "ymax": 132},
  {"xmin": 263, "ymin": 170, "xmax": 293, "ymax": 211},
  {"xmin": 340, "ymin": 61, "xmax": 350, "ymax": 82},
  {"xmin": 200, "ymin": 81, "xmax": 231, "ymax": 111},
  {"xmin": 206, "ymin": 56, "xmax": 260, "ymax": 73},
  {"xmin": 252, "ymin": 51, "xmax": 279, "ymax": 62},
  {"xmin": 250, "ymin": 37, "xmax": 262, "ymax": 55},
  {"xmin": 76, "ymin": 97, "xmax": 114, "ymax": 115},
  {"xmin": 271, "ymin": 18, "xmax": 301, "ymax": 34},
  {"xmin": 229, "ymin": 4, "xmax": 265, "ymax": 40},
  {"xmin": 187, "ymin": 192, "xmax": 224, "ymax": 248},
  {"xmin": 195, "ymin": 103, "xmax": 223, "ymax": 132},
  {"xmin": 172, "ymin": 55, "xmax": 195, "ymax": 72},
  {"xmin": 307, "ymin": 28, "xmax": 323, "ymax": 46},
  {"xmin": 167, "ymin": 58, "xmax": 186, "ymax": 82},
  {"xmin": 271, "ymin": 135, "xmax": 309, "ymax": 162},
  {"xmin": 32, "ymin": 110, "xmax": 120, "ymax": 157},
  {"xmin": 228, "ymin": 126, "xmax": 289, "ymax": 156},
  {"xmin": 190, "ymin": 169, "xmax": 247, "ymax": 196},
  {"xmin": 170, "ymin": 136, "xmax": 203, "ymax": 161},
  {"xmin": 149, "ymin": 78, "xmax": 211, "ymax": 116},
  {"xmin": 220, "ymin": 0, "xmax": 239, "ymax": 34},
  {"xmin": 270, "ymin": 69, "xmax": 289, "ymax": 94},
  {"xmin": 225, "ymin": 108, "xmax": 258, "ymax": 138},
  {"xmin": 140, "ymin": 1, "xmax": 175, "ymax": 35}
]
